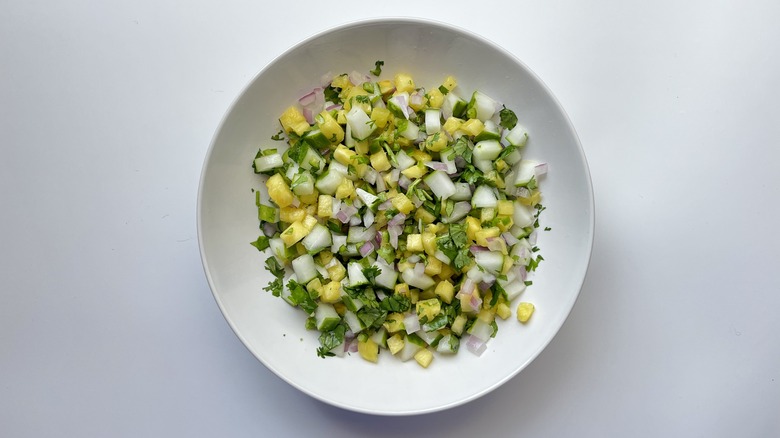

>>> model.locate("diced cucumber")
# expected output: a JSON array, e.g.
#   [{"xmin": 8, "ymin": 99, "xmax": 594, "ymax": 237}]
[
  {"xmin": 513, "ymin": 201, "xmax": 535, "ymax": 228},
  {"xmin": 347, "ymin": 226, "xmax": 367, "ymax": 244},
  {"xmin": 473, "ymin": 158, "xmax": 494, "ymax": 173},
  {"xmin": 346, "ymin": 106, "xmax": 375, "ymax": 140},
  {"xmin": 344, "ymin": 311, "xmax": 364, "ymax": 334},
  {"xmin": 498, "ymin": 276, "xmax": 527, "ymax": 301},
  {"xmin": 348, "ymin": 262, "xmax": 369, "ymax": 286},
  {"xmin": 356, "ymin": 188, "xmax": 379, "ymax": 208},
  {"xmin": 340, "ymin": 289, "xmax": 365, "ymax": 312},
  {"xmin": 331, "ymin": 234, "xmax": 346, "ymax": 254},
  {"xmin": 315, "ymin": 169, "xmax": 344, "ymax": 195},
  {"xmin": 280, "ymin": 273, "xmax": 297, "ymax": 306},
  {"xmin": 473, "ymin": 139, "xmax": 502, "ymax": 161},
  {"xmin": 468, "ymin": 318, "xmax": 493, "ymax": 341},
  {"xmin": 373, "ymin": 259, "xmax": 398, "ymax": 290},
  {"xmin": 315, "ymin": 304, "xmax": 340, "ymax": 331},
  {"xmin": 394, "ymin": 150, "xmax": 416, "ymax": 170},
  {"xmin": 401, "ymin": 269, "xmax": 436, "ymax": 290},
  {"xmin": 416, "ymin": 328, "xmax": 441, "ymax": 346},
  {"xmin": 291, "ymin": 171, "xmax": 314, "ymax": 196},
  {"xmin": 370, "ymin": 327, "xmax": 388, "ymax": 348},
  {"xmin": 301, "ymin": 223, "xmax": 332, "ymax": 254},
  {"xmin": 425, "ymin": 109, "xmax": 441, "ymax": 134},
  {"xmin": 514, "ymin": 159, "xmax": 539, "ymax": 187},
  {"xmin": 258, "ymin": 204, "xmax": 279, "ymax": 223},
  {"xmin": 472, "ymin": 185, "xmax": 498, "ymax": 208},
  {"xmin": 436, "ymin": 334, "xmax": 460, "ymax": 354},
  {"xmin": 340, "ymin": 243, "xmax": 360, "ymax": 257},
  {"xmin": 502, "ymin": 147, "xmax": 522, "ymax": 165},
  {"xmin": 474, "ymin": 251, "xmax": 504, "ymax": 275},
  {"xmin": 399, "ymin": 121, "xmax": 419, "ymax": 140},
  {"xmin": 253, "ymin": 153, "xmax": 284, "ymax": 173},
  {"xmin": 505, "ymin": 124, "xmax": 529, "ymax": 147},
  {"xmin": 443, "ymin": 92, "xmax": 467, "ymax": 118},
  {"xmin": 302, "ymin": 128, "xmax": 331, "ymax": 149},
  {"xmin": 300, "ymin": 146, "xmax": 325, "ymax": 174},
  {"xmin": 269, "ymin": 237, "xmax": 292, "ymax": 262},
  {"xmin": 398, "ymin": 334, "xmax": 424, "ymax": 361},
  {"xmin": 424, "ymin": 170, "xmax": 456, "ymax": 200},
  {"xmin": 466, "ymin": 90, "xmax": 497, "ymax": 121},
  {"xmin": 449, "ymin": 182, "xmax": 472, "ymax": 201},
  {"xmin": 291, "ymin": 254, "xmax": 318, "ymax": 284},
  {"xmin": 474, "ymin": 120, "xmax": 501, "ymax": 142},
  {"xmin": 387, "ymin": 92, "xmax": 410, "ymax": 119}
]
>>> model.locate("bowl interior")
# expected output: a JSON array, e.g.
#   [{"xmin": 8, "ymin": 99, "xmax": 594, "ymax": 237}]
[{"xmin": 198, "ymin": 18, "xmax": 594, "ymax": 415}]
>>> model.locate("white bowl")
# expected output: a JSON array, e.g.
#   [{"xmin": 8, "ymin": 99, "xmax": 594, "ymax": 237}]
[{"xmin": 198, "ymin": 17, "xmax": 594, "ymax": 415}]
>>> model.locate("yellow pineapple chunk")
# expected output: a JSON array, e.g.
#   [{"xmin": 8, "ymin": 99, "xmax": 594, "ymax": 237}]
[
  {"xmin": 401, "ymin": 163, "xmax": 427, "ymax": 179},
  {"xmin": 320, "ymin": 281, "xmax": 341, "ymax": 303},
  {"xmin": 391, "ymin": 193, "xmax": 414, "ymax": 215},
  {"xmin": 394, "ymin": 73, "xmax": 415, "ymax": 93},
  {"xmin": 358, "ymin": 338, "xmax": 379, "ymax": 363},
  {"xmin": 377, "ymin": 80, "xmax": 395, "ymax": 95},
  {"xmin": 335, "ymin": 178, "xmax": 354, "ymax": 200},
  {"xmin": 423, "ymin": 132, "xmax": 448, "ymax": 152},
  {"xmin": 451, "ymin": 314, "xmax": 468, "ymax": 335},
  {"xmin": 266, "ymin": 173, "xmax": 295, "ymax": 208},
  {"xmin": 442, "ymin": 117, "xmax": 464, "ymax": 136},
  {"xmin": 421, "ymin": 232, "xmax": 437, "ymax": 255},
  {"xmin": 384, "ymin": 313, "xmax": 405, "ymax": 333},
  {"xmin": 414, "ymin": 349, "xmax": 434, "ymax": 368},
  {"xmin": 387, "ymin": 334, "xmax": 405, "ymax": 355},
  {"xmin": 460, "ymin": 118, "xmax": 485, "ymax": 137},
  {"xmin": 279, "ymin": 106, "xmax": 310, "ymax": 136},
  {"xmin": 279, "ymin": 206, "xmax": 306, "ymax": 224},
  {"xmin": 416, "ymin": 298, "xmax": 441, "ymax": 322},
  {"xmin": 475, "ymin": 227, "xmax": 501, "ymax": 247},
  {"xmin": 327, "ymin": 260, "xmax": 346, "ymax": 282},
  {"xmin": 496, "ymin": 303, "xmax": 511, "ymax": 320},
  {"xmin": 434, "ymin": 280, "xmax": 454, "ymax": 304},
  {"xmin": 280, "ymin": 221, "xmax": 308, "ymax": 247},
  {"xmin": 369, "ymin": 150, "xmax": 391, "ymax": 172},
  {"xmin": 426, "ymin": 88, "xmax": 444, "ymax": 109},
  {"xmin": 317, "ymin": 195, "xmax": 333, "ymax": 218},
  {"xmin": 406, "ymin": 234, "xmax": 423, "ymax": 252},
  {"xmin": 497, "ymin": 200, "xmax": 514, "ymax": 216},
  {"xmin": 517, "ymin": 302, "xmax": 535, "ymax": 323},
  {"xmin": 415, "ymin": 208, "xmax": 436, "ymax": 224},
  {"xmin": 316, "ymin": 110, "xmax": 344, "ymax": 144},
  {"xmin": 334, "ymin": 144, "xmax": 356, "ymax": 166},
  {"xmin": 441, "ymin": 75, "xmax": 457, "ymax": 91},
  {"xmin": 424, "ymin": 256, "xmax": 442, "ymax": 276}
]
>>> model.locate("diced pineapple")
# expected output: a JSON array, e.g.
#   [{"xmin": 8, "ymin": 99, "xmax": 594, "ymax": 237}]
[
  {"xmin": 317, "ymin": 195, "xmax": 333, "ymax": 218},
  {"xmin": 441, "ymin": 76, "xmax": 457, "ymax": 91},
  {"xmin": 466, "ymin": 218, "xmax": 482, "ymax": 243},
  {"xmin": 434, "ymin": 279, "xmax": 454, "ymax": 304},
  {"xmin": 279, "ymin": 206, "xmax": 306, "ymax": 224},
  {"xmin": 415, "ymin": 208, "xmax": 436, "ymax": 224},
  {"xmin": 496, "ymin": 302, "xmax": 511, "ymax": 320},
  {"xmin": 460, "ymin": 118, "xmax": 484, "ymax": 137},
  {"xmin": 501, "ymin": 254, "xmax": 514, "ymax": 274},
  {"xmin": 423, "ymin": 132, "xmax": 448, "ymax": 152},
  {"xmin": 408, "ymin": 149, "xmax": 431, "ymax": 163},
  {"xmin": 266, "ymin": 174, "xmax": 295, "ymax": 208},
  {"xmin": 394, "ymin": 283, "xmax": 410, "ymax": 297},
  {"xmin": 306, "ymin": 278, "xmax": 323, "ymax": 297},
  {"xmin": 477, "ymin": 308, "xmax": 495, "ymax": 323},
  {"xmin": 316, "ymin": 110, "xmax": 344, "ymax": 144},
  {"xmin": 438, "ymin": 263, "xmax": 455, "ymax": 281},
  {"xmin": 497, "ymin": 200, "xmax": 514, "ymax": 216},
  {"xmin": 383, "ymin": 313, "xmax": 405, "ymax": 333},
  {"xmin": 480, "ymin": 207, "xmax": 496, "ymax": 223},
  {"xmin": 406, "ymin": 234, "xmax": 423, "ymax": 252},
  {"xmin": 299, "ymin": 192, "xmax": 319, "ymax": 206},
  {"xmin": 410, "ymin": 289, "xmax": 419, "ymax": 304},
  {"xmin": 517, "ymin": 302, "xmax": 535, "ymax": 323},
  {"xmin": 387, "ymin": 334, "xmax": 405, "ymax": 355},
  {"xmin": 334, "ymin": 144, "xmax": 357, "ymax": 166},
  {"xmin": 421, "ymin": 232, "xmax": 437, "ymax": 255},
  {"xmin": 281, "ymin": 221, "xmax": 308, "ymax": 247},
  {"xmin": 317, "ymin": 250, "xmax": 333, "ymax": 266},
  {"xmin": 327, "ymin": 260, "xmax": 346, "ymax": 282},
  {"xmin": 320, "ymin": 281, "xmax": 341, "ymax": 303},
  {"xmin": 518, "ymin": 190, "xmax": 542, "ymax": 207},
  {"xmin": 442, "ymin": 117, "xmax": 464, "ymax": 136},
  {"xmin": 369, "ymin": 150, "xmax": 391, "ymax": 172},
  {"xmin": 358, "ymin": 338, "xmax": 379, "ymax": 363},
  {"xmin": 475, "ymin": 227, "xmax": 501, "ymax": 247},
  {"xmin": 335, "ymin": 178, "xmax": 354, "ymax": 200},
  {"xmin": 394, "ymin": 73, "xmax": 415, "ymax": 93},
  {"xmin": 451, "ymin": 314, "xmax": 468, "ymax": 335},
  {"xmin": 414, "ymin": 348, "xmax": 434, "ymax": 368},
  {"xmin": 391, "ymin": 193, "xmax": 414, "ymax": 215},
  {"xmin": 377, "ymin": 80, "xmax": 395, "ymax": 95},
  {"xmin": 369, "ymin": 108, "xmax": 391, "ymax": 130},
  {"xmin": 416, "ymin": 298, "xmax": 441, "ymax": 322},
  {"xmin": 424, "ymin": 256, "xmax": 442, "ymax": 276},
  {"xmin": 495, "ymin": 159, "xmax": 508, "ymax": 173},
  {"xmin": 302, "ymin": 215, "xmax": 318, "ymax": 232},
  {"xmin": 279, "ymin": 106, "xmax": 310, "ymax": 136},
  {"xmin": 330, "ymin": 73, "xmax": 350, "ymax": 89},
  {"xmin": 426, "ymin": 88, "xmax": 445, "ymax": 109},
  {"xmin": 401, "ymin": 163, "xmax": 427, "ymax": 179}
]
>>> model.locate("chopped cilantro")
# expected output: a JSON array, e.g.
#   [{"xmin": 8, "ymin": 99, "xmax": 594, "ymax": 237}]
[
  {"xmin": 362, "ymin": 266, "xmax": 381, "ymax": 283},
  {"xmin": 499, "ymin": 106, "xmax": 518, "ymax": 130},
  {"xmin": 288, "ymin": 279, "xmax": 318, "ymax": 315},
  {"xmin": 317, "ymin": 324, "xmax": 345, "ymax": 358},
  {"xmin": 250, "ymin": 235, "xmax": 270, "ymax": 251},
  {"xmin": 379, "ymin": 294, "xmax": 411, "ymax": 312},
  {"xmin": 271, "ymin": 130, "xmax": 285, "ymax": 141},
  {"xmin": 370, "ymin": 60, "xmax": 384, "ymax": 76}
]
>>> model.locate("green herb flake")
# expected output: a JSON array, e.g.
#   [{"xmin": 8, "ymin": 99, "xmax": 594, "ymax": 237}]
[
  {"xmin": 370, "ymin": 60, "xmax": 384, "ymax": 76},
  {"xmin": 499, "ymin": 106, "xmax": 518, "ymax": 130}
]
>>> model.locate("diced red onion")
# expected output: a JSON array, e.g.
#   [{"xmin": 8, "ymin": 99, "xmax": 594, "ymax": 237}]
[
  {"xmin": 349, "ymin": 70, "xmax": 369, "ymax": 86},
  {"xmin": 457, "ymin": 278, "xmax": 476, "ymax": 298},
  {"xmin": 262, "ymin": 222, "xmax": 278, "ymax": 237},
  {"xmin": 528, "ymin": 231, "xmax": 537, "ymax": 246},
  {"xmin": 347, "ymin": 338, "xmax": 359, "ymax": 353},
  {"xmin": 388, "ymin": 168, "xmax": 400, "ymax": 184},
  {"xmin": 298, "ymin": 90, "xmax": 317, "ymax": 107},
  {"xmin": 410, "ymin": 93, "xmax": 424, "ymax": 108},
  {"xmin": 387, "ymin": 212, "xmax": 406, "ymax": 228},
  {"xmin": 478, "ymin": 282, "xmax": 492, "ymax": 292},
  {"xmin": 325, "ymin": 103, "xmax": 342, "ymax": 111},
  {"xmin": 413, "ymin": 262, "xmax": 426, "ymax": 277},
  {"xmin": 377, "ymin": 199, "xmax": 392, "ymax": 211},
  {"xmin": 502, "ymin": 232, "xmax": 520, "ymax": 246},
  {"xmin": 349, "ymin": 216, "xmax": 362, "ymax": 226},
  {"xmin": 363, "ymin": 168, "xmax": 378, "ymax": 185},
  {"xmin": 359, "ymin": 241, "xmax": 374, "ymax": 257},
  {"xmin": 374, "ymin": 231, "xmax": 382, "ymax": 247},
  {"xmin": 482, "ymin": 273, "xmax": 496, "ymax": 284},
  {"xmin": 486, "ymin": 237, "xmax": 504, "ymax": 252},
  {"xmin": 469, "ymin": 293, "xmax": 483, "ymax": 310},
  {"xmin": 320, "ymin": 72, "xmax": 333, "ymax": 87},
  {"xmin": 373, "ymin": 98, "xmax": 386, "ymax": 109},
  {"xmin": 516, "ymin": 187, "xmax": 530, "ymax": 198},
  {"xmin": 534, "ymin": 162, "xmax": 548, "ymax": 177},
  {"xmin": 302, "ymin": 107, "xmax": 314, "ymax": 125},
  {"xmin": 411, "ymin": 195, "xmax": 424, "ymax": 208},
  {"xmin": 407, "ymin": 254, "xmax": 421, "ymax": 264},
  {"xmin": 375, "ymin": 174, "xmax": 387, "ymax": 192},
  {"xmin": 335, "ymin": 211, "xmax": 349, "ymax": 224},
  {"xmin": 398, "ymin": 174, "xmax": 411, "ymax": 190},
  {"xmin": 465, "ymin": 334, "xmax": 487, "ymax": 356},
  {"xmin": 404, "ymin": 314, "xmax": 421, "ymax": 334},
  {"xmin": 395, "ymin": 95, "xmax": 410, "ymax": 119},
  {"xmin": 469, "ymin": 245, "xmax": 488, "ymax": 254},
  {"xmin": 388, "ymin": 224, "xmax": 401, "ymax": 249},
  {"xmin": 434, "ymin": 250, "xmax": 451, "ymax": 264},
  {"xmin": 424, "ymin": 161, "xmax": 449, "ymax": 172}
]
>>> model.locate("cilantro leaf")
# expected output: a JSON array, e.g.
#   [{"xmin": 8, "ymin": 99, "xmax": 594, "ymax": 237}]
[
  {"xmin": 448, "ymin": 136, "xmax": 472, "ymax": 163},
  {"xmin": 271, "ymin": 130, "xmax": 285, "ymax": 141},
  {"xmin": 362, "ymin": 266, "xmax": 381, "ymax": 283},
  {"xmin": 379, "ymin": 294, "xmax": 411, "ymax": 313},
  {"xmin": 449, "ymin": 223, "xmax": 468, "ymax": 248},
  {"xmin": 452, "ymin": 249, "xmax": 472, "ymax": 271},
  {"xmin": 423, "ymin": 313, "xmax": 448, "ymax": 332},
  {"xmin": 262, "ymin": 277, "xmax": 283, "ymax": 297},
  {"xmin": 357, "ymin": 307, "xmax": 387, "ymax": 330},
  {"xmin": 288, "ymin": 279, "xmax": 318, "ymax": 315},
  {"xmin": 317, "ymin": 324, "xmax": 346, "ymax": 358},
  {"xmin": 250, "ymin": 235, "xmax": 270, "ymax": 251},
  {"xmin": 370, "ymin": 60, "xmax": 384, "ymax": 76},
  {"xmin": 265, "ymin": 257, "xmax": 285, "ymax": 279},
  {"xmin": 499, "ymin": 106, "xmax": 518, "ymax": 130}
]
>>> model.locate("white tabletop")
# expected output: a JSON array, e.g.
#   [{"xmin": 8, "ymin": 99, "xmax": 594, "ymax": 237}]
[{"xmin": 2, "ymin": 1, "xmax": 779, "ymax": 436}]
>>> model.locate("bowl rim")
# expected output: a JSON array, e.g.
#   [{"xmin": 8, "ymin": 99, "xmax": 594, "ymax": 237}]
[{"xmin": 197, "ymin": 16, "xmax": 595, "ymax": 415}]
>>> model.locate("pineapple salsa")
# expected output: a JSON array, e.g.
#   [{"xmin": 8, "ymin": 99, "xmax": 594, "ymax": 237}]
[{"xmin": 250, "ymin": 62, "xmax": 547, "ymax": 368}]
